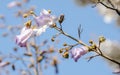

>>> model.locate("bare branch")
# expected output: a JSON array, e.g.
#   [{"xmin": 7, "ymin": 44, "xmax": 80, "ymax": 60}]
[{"xmin": 97, "ymin": 0, "xmax": 120, "ymax": 16}]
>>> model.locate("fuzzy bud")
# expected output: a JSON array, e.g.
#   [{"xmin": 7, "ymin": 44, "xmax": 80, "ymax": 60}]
[
  {"xmin": 23, "ymin": 14, "xmax": 28, "ymax": 18},
  {"xmin": 62, "ymin": 52, "xmax": 69, "ymax": 58},
  {"xmin": 59, "ymin": 14, "xmax": 64, "ymax": 24},
  {"xmin": 99, "ymin": 36, "xmax": 106, "ymax": 43}
]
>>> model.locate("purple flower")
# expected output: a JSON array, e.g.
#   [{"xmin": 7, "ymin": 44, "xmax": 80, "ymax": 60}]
[
  {"xmin": 70, "ymin": 46, "xmax": 88, "ymax": 62},
  {"xmin": 34, "ymin": 9, "xmax": 58, "ymax": 27},
  {"xmin": 15, "ymin": 27, "xmax": 33, "ymax": 47},
  {"xmin": 33, "ymin": 25, "xmax": 48, "ymax": 36}
]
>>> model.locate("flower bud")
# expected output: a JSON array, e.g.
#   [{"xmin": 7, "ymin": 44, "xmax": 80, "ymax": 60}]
[
  {"xmin": 59, "ymin": 49, "xmax": 63, "ymax": 53},
  {"xmin": 51, "ymin": 37, "xmax": 55, "ymax": 42},
  {"xmin": 48, "ymin": 10, "xmax": 51, "ymax": 13},
  {"xmin": 37, "ymin": 56, "xmax": 43, "ymax": 62},
  {"xmin": 62, "ymin": 52, "xmax": 69, "ymax": 58},
  {"xmin": 89, "ymin": 40, "xmax": 93, "ymax": 44},
  {"xmin": 59, "ymin": 14, "xmax": 64, "ymax": 24},
  {"xmin": 63, "ymin": 43, "xmax": 67, "ymax": 46},
  {"xmin": 23, "ymin": 14, "xmax": 28, "ymax": 18},
  {"xmin": 30, "ymin": 11, "xmax": 34, "ymax": 14},
  {"xmin": 99, "ymin": 36, "xmax": 106, "ymax": 43},
  {"xmin": 24, "ymin": 20, "xmax": 32, "ymax": 28}
]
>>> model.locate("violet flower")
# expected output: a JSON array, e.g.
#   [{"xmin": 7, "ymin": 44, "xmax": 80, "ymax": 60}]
[
  {"xmin": 16, "ymin": 9, "xmax": 58, "ymax": 47},
  {"xmin": 33, "ymin": 25, "xmax": 48, "ymax": 36},
  {"xmin": 34, "ymin": 9, "xmax": 58, "ymax": 27},
  {"xmin": 70, "ymin": 46, "xmax": 88, "ymax": 62},
  {"xmin": 15, "ymin": 26, "xmax": 47, "ymax": 47},
  {"xmin": 15, "ymin": 27, "xmax": 34, "ymax": 47}
]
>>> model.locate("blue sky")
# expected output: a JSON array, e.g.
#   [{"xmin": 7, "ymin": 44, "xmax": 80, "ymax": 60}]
[{"xmin": 0, "ymin": 0, "xmax": 120, "ymax": 75}]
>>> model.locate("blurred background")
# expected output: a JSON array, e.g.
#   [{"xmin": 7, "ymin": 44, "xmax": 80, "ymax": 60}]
[{"xmin": 0, "ymin": 0, "xmax": 120, "ymax": 75}]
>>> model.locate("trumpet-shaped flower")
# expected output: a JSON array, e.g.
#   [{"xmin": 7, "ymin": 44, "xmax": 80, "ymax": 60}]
[
  {"xmin": 16, "ymin": 9, "xmax": 58, "ymax": 47},
  {"xmin": 15, "ymin": 27, "xmax": 34, "ymax": 47},
  {"xmin": 70, "ymin": 46, "xmax": 88, "ymax": 62},
  {"xmin": 15, "ymin": 25, "xmax": 49, "ymax": 47},
  {"xmin": 34, "ymin": 9, "xmax": 58, "ymax": 27}
]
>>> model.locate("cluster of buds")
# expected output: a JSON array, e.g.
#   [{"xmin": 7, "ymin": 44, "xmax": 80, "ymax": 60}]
[
  {"xmin": 88, "ymin": 36, "xmax": 106, "ymax": 51},
  {"xmin": 59, "ymin": 43, "xmax": 70, "ymax": 59}
]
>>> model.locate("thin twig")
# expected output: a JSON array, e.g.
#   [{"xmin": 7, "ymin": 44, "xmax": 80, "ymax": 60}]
[
  {"xmin": 94, "ymin": 50, "xmax": 120, "ymax": 65},
  {"xmin": 54, "ymin": 26, "xmax": 88, "ymax": 47},
  {"xmin": 86, "ymin": 54, "xmax": 100, "ymax": 62},
  {"xmin": 98, "ymin": 0, "xmax": 120, "ymax": 16}
]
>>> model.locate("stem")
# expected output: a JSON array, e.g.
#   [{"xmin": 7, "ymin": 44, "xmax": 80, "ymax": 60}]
[
  {"xmin": 35, "ymin": 47, "xmax": 39, "ymax": 75},
  {"xmin": 95, "ymin": 50, "xmax": 120, "ymax": 65},
  {"xmin": 54, "ymin": 26, "xmax": 88, "ymax": 47},
  {"xmin": 98, "ymin": 1, "xmax": 120, "ymax": 16}
]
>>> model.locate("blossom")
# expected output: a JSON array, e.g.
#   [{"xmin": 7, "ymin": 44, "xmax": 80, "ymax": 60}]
[
  {"xmin": 100, "ymin": 39, "xmax": 120, "ymax": 73},
  {"xmin": 70, "ymin": 46, "xmax": 88, "ymax": 62},
  {"xmin": 15, "ymin": 27, "xmax": 34, "ymax": 47},
  {"xmin": 33, "ymin": 9, "xmax": 58, "ymax": 36},
  {"xmin": 7, "ymin": 1, "xmax": 20, "ymax": 8},
  {"xmin": 15, "ymin": 25, "xmax": 49, "ymax": 47},
  {"xmin": 16, "ymin": 9, "xmax": 58, "ymax": 47},
  {"xmin": 33, "ymin": 25, "xmax": 48, "ymax": 36},
  {"xmin": 34, "ymin": 9, "xmax": 58, "ymax": 27}
]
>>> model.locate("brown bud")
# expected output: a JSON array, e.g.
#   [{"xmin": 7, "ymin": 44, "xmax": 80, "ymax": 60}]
[
  {"xmin": 59, "ymin": 49, "xmax": 63, "ymax": 53},
  {"xmin": 51, "ymin": 58, "xmax": 58, "ymax": 66},
  {"xmin": 63, "ymin": 43, "xmax": 67, "ymax": 46},
  {"xmin": 51, "ymin": 38, "xmax": 55, "ymax": 42},
  {"xmin": 99, "ymin": 36, "xmax": 106, "ymax": 43},
  {"xmin": 48, "ymin": 10, "xmax": 51, "ymax": 13},
  {"xmin": 91, "ymin": 44, "xmax": 97, "ymax": 49},
  {"xmin": 23, "ymin": 14, "xmax": 28, "ymax": 18},
  {"xmin": 89, "ymin": 40, "xmax": 93, "ymax": 44},
  {"xmin": 24, "ymin": 20, "xmax": 32, "ymax": 28},
  {"xmin": 30, "ymin": 11, "xmax": 34, "ymax": 14},
  {"xmin": 37, "ymin": 56, "xmax": 43, "ymax": 62},
  {"xmin": 62, "ymin": 52, "xmax": 69, "ymax": 58},
  {"xmin": 50, "ymin": 23, "xmax": 56, "ymax": 28},
  {"xmin": 65, "ymin": 47, "xmax": 69, "ymax": 51},
  {"xmin": 59, "ymin": 14, "xmax": 64, "ymax": 24}
]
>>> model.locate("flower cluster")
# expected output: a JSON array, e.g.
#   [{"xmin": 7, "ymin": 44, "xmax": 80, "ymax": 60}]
[{"xmin": 15, "ymin": 9, "xmax": 58, "ymax": 47}]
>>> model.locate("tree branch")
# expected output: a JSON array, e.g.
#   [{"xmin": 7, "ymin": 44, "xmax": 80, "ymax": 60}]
[{"xmin": 98, "ymin": 0, "xmax": 120, "ymax": 16}]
